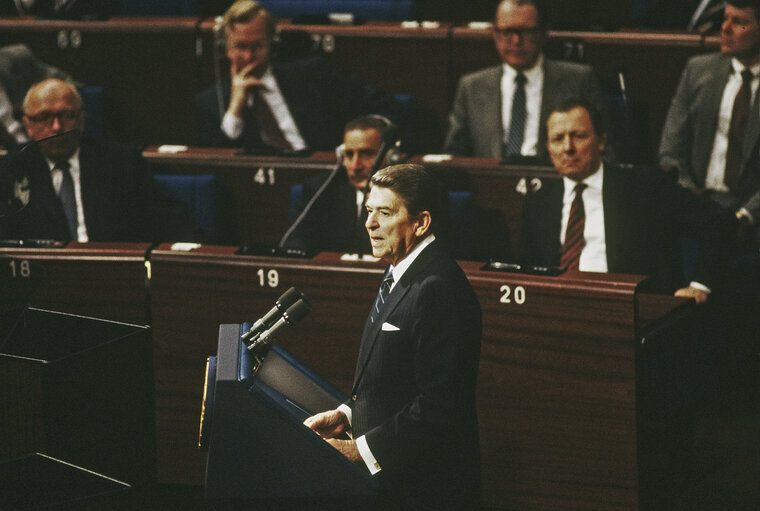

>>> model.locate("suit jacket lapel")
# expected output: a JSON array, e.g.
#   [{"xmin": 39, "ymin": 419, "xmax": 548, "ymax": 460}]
[
  {"xmin": 485, "ymin": 66, "xmax": 504, "ymax": 158},
  {"xmin": 602, "ymin": 166, "xmax": 627, "ymax": 271},
  {"xmin": 542, "ymin": 180, "xmax": 563, "ymax": 265},
  {"xmin": 741, "ymin": 86, "xmax": 760, "ymax": 171}
]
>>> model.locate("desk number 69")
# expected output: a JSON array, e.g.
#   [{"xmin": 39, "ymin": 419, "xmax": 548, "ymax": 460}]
[{"xmin": 500, "ymin": 284, "xmax": 526, "ymax": 305}]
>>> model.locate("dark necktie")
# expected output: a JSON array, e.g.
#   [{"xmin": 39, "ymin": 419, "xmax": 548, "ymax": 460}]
[
  {"xmin": 725, "ymin": 70, "xmax": 753, "ymax": 192},
  {"xmin": 561, "ymin": 183, "xmax": 587, "ymax": 270},
  {"xmin": 369, "ymin": 270, "xmax": 394, "ymax": 324},
  {"xmin": 56, "ymin": 161, "xmax": 77, "ymax": 239},
  {"xmin": 504, "ymin": 73, "xmax": 527, "ymax": 158},
  {"xmin": 251, "ymin": 87, "xmax": 292, "ymax": 151}
]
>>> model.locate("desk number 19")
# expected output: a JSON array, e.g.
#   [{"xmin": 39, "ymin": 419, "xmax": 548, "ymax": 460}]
[
  {"xmin": 257, "ymin": 268, "xmax": 279, "ymax": 288},
  {"xmin": 9, "ymin": 259, "xmax": 32, "ymax": 278}
]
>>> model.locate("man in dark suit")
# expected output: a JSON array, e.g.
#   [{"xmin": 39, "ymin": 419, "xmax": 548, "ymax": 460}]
[
  {"xmin": 520, "ymin": 97, "xmax": 734, "ymax": 301},
  {"xmin": 281, "ymin": 115, "xmax": 398, "ymax": 254},
  {"xmin": 659, "ymin": 0, "xmax": 760, "ymax": 248},
  {"xmin": 0, "ymin": 78, "xmax": 200, "ymax": 243},
  {"xmin": 444, "ymin": 0, "xmax": 605, "ymax": 162},
  {"xmin": 304, "ymin": 164, "xmax": 482, "ymax": 509},
  {"xmin": 194, "ymin": 0, "xmax": 399, "ymax": 153}
]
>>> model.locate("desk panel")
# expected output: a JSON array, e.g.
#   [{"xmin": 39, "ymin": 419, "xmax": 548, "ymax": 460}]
[{"xmin": 0, "ymin": 242, "xmax": 150, "ymax": 325}]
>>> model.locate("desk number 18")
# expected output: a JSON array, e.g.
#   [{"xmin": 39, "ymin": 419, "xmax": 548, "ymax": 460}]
[{"xmin": 9, "ymin": 259, "xmax": 32, "ymax": 278}]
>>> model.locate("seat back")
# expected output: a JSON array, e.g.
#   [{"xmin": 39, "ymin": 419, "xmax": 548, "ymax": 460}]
[{"xmin": 154, "ymin": 174, "xmax": 220, "ymax": 243}]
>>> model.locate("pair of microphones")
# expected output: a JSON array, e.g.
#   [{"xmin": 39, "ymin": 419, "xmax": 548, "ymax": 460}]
[{"xmin": 241, "ymin": 287, "xmax": 312, "ymax": 352}]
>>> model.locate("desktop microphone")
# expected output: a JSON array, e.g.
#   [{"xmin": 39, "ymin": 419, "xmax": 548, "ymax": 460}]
[
  {"xmin": 247, "ymin": 297, "xmax": 312, "ymax": 352},
  {"xmin": 241, "ymin": 286, "xmax": 302, "ymax": 344}
]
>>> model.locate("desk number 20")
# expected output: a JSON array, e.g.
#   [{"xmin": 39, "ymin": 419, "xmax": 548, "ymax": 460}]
[
  {"xmin": 257, "ymin": 268, "xmax": 279, "ymax": 288},
  {"xmin": 500, "ymin": 284, "xmax": 526, "ymax": 305}
]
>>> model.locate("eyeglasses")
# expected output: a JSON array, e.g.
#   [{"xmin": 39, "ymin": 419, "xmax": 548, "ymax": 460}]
[
  {"xmin": 25, "ymin": 110, "xmax": 81, "ymax": 126},
  {"xmin": 229, "ymin": 40, "xmax": 270, "ymax": 53},
  {"xmin": 493, "ymin": 26, "xmax": 542, "ymax": 39}
]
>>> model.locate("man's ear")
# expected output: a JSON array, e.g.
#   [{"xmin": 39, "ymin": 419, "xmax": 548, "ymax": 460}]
[{"xmin": 414, "ymin": 210, "xmax": 432, "ymax": 237}]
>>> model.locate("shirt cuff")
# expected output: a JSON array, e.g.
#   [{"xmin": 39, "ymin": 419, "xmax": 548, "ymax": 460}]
[
  {"xmin": 221, "ymin": 111, "xmax": 244, "ymax": 140},
  {"xmin": 356, "ymin": 435, "xmax": 381, "ymax": 475},
  {"xmin": 689, "ymin": 281, "xmax": 711, "ymax": 294},
  {"xmin": 737, "ymin": 208, "xmax": 754, "ymax": 224},
  {"xmin": 337, "ymin": 403, "xmax": 352, "ymax": 427}
]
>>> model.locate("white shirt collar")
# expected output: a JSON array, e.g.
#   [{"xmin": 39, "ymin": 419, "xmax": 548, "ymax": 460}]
[
  {"xmin": 389, "ymin": 233, "xmax": 436, "ymax": 288},
  {"xmin": 731, "ymin": 58, "xmax": 760, "ymax": 77},
  {"xmin": 502, "ymin": 53, "xmax": 544, "ymax": 82},
  {"xmin": 562, "ymin": 161, "xmax": 604, "ymax": 197}
]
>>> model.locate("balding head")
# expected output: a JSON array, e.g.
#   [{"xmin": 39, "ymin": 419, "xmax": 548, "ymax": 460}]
[{"xmin": 22, "ymin": 79, "xmax": 85, "ymax": 162}]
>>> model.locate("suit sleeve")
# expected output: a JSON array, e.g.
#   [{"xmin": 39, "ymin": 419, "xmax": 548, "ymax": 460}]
[
  {"xmin": 443, "ymin": 76, "xmax": 474, "ymax": 156},
  {"xmin": 659, "ymin": 60, "xmax": 697, "ymax": 189}
]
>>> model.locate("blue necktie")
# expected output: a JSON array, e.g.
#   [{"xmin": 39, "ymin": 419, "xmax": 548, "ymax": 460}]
[
  {"xmin": 56, "ymin": 161, "xmax": 77, "ymax": 239},
  {"xmin": 369, "ymin": 270, "xmax": 394, "ymax": 324},
  {"xmin": 504, "ymin": 73, "xmax": 527, "ymax": 158}
]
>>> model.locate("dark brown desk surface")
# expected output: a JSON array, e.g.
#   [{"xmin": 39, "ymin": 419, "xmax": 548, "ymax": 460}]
[
  {"xmin": 144, "ymin": 146, "xmax": 560, "ymax": 258},
  {"xmin": 149, "ymin": 245, "xmax": 691, "ymax": 510},
  {"xmin": 0, "ymin": 242, "xmax": 151, "ymax": 325}
]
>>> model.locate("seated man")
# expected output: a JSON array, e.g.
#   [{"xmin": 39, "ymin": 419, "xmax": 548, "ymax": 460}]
[
  {"xmin": 280, "ymin": 115, "xmax": 399, "ymax": 254},
  {"xmin": 519, "ymin": 97, "xmax": 735, "ymax": 302},
  {"xmin": 444, "ymin": 0, "xmax": 605, "ymax": 162},
  {"xmin": 0, "ymin": 78, "xmax": 201, "ymax": 243},
  {"xmin": 659, "ymin": 0, "xmax": 760, "ymax": 249},
  {"xmin": 194, "ymin": 0, "xmax": 400, "ymax": 153}
]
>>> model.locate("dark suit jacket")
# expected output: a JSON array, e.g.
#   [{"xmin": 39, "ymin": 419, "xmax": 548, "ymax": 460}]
[
  {"xmin": 518, "ymin": 164, "xmax": 734, "ymax": 293},
  {"xmin": 350, "ymin": 239, "xmax": 482, "ymax": 509},
  {"xmin": 659, "ymin": 52, "xmax": 760, "ymax": 225},
  {"xmin": 194, "ymin": 55, "xmax": 400, "ymax": 152},
  {"xmin": 443, "ymin": 57, "xmax": 605, "ymax": 162},
  {"xmin": 0, "ymin": 137, "xmax": 201, "ymax": 242},
  {"xmin": 281, "ymin": 169, "xmax": 369, "ymax": 254}
]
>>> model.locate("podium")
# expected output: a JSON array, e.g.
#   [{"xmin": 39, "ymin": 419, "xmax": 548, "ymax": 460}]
[
  {"xmin": 201, "ymin": 324, "xmax": 378, "ymax": 508},
  {"xmin": 0, "ymin": 307, "xmax": 155, "ymax": 490}
]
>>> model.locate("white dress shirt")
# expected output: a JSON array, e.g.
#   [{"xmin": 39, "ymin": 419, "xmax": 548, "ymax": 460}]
[
  {"xmin": 561, "ymin": 166, "xmax": 607, "ymax": 272},
  {"xmin": 221, "ymin": 66, "xmax": 307, "ymax": 150},
  {"xmin": 704, "ymin": 59, "xmax": 760, "ymax": 191},
  {"xmin": 501, "ymin": 54, "xmax": 544, "ymax": 156}
]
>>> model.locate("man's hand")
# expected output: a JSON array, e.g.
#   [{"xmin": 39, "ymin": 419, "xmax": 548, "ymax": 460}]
[
  {"xmin": 303, "ymin": 409, "xmax": 349, "ymax": 439},
  {"xmin": 325, "ymin": 438, "xmax": 361, "ymax": 462},
  {"xmin": 674, "ymin": 285, "xmax": 709, "ymax": 305},
  {"xmin": 227, "ymin": 61, "xmax": 262, "ymax": 118}
]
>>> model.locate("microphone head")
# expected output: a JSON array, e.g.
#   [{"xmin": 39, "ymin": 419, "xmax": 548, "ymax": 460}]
[
  {"xmin": 275, "ymin": 287, "xmax": 302, "ymax": 310},
  {"xmin": 282, "ymin": 298, "xmax": 311, "ymax": 325}
]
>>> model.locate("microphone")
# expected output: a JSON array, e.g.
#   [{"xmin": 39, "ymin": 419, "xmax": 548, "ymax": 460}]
[
  {"xmin": 613, "ymin": 63, "xmax": 628, "ymax": 110},
  {"xmin": 241, "ymin": 287, "xmax": 302, "ymax": 344},
  {"xmin": 247, "ymin": 297, "xmax": 312, "ymax": 352}
]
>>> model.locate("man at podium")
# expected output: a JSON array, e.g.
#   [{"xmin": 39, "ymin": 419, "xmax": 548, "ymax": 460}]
[{"xmin": 304, "ymin": 164, "xmax": 483, "ymax": 510}]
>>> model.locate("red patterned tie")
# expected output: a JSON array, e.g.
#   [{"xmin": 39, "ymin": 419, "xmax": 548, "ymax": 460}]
[
  {"xmin": 252, "ymin": 87, "xmax": 292, "ymax": 150},
  {"xmin": 561, "ymin": 183, "xmax": 587, "ymax": 270}
]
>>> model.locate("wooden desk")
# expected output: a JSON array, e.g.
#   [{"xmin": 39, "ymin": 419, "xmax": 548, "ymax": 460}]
[
  {"xmin": 144, "ymin": 146, "xmax": 560, "ymax": 258},
  {"xmin": 149, "ymin": 245, "xmax": 693, "ymax": 510},
  {"xmin": 0, "ymin": 242, "xmax": 151, "ymax": 325}
]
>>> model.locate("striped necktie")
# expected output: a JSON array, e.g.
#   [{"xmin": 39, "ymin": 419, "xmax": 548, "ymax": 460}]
[
  {"xmin": 369, "ymin": 270, "xmax": 394, "ymax": 324},
  {"xmin": 504, "ymin": 73, "xmax": 527, "ymax": 158},
  {"xmin": 56, "ymin": 161, "xmax": 77, "ymax": 239},
  {"xmin": 560, "ymin": 183, "xmax": 587, "ymax": 270}
]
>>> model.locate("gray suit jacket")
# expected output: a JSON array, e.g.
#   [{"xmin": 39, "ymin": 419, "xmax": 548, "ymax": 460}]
[
  {"xmin": 443, "ymin": 57, "xmax": 604, "ymax": 162},
  {"xmin": 659, "ymin": 52, "xmax": 760, "ymax": 223}
]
